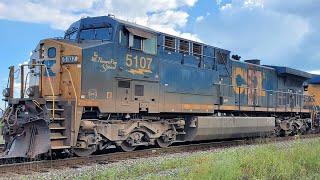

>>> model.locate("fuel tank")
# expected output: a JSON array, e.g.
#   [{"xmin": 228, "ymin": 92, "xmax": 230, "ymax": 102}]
[{"xmin": 184, "ymin": 116, "xmax": 275, "ymax": 141}]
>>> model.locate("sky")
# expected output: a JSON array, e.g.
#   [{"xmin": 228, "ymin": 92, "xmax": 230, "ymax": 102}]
[{"xmin": 0, "ymin": 0, "xmax": 319, "ymax": 109}]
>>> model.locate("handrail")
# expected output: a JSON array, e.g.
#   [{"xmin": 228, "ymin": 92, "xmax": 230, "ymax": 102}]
[
  {"xmin": 214, "ymin": 82, "xmax": 311, "ymax": 110},
  {"xmin": 63, "ymin": 66, "xmax": 78, "ymax": 129},
  {"xmin": 20, "ymin": 64, "xmax": 56, "ymax": 119},
  {"xmin": 23, "ymin": 72, "xmax": 31, "ymax": 96},
  {"xmin": 44, "ymin": 65, "xmax": 56, "ymax": 119},
  {"xmin": 214, "ymin": 83, "xmax": 308, "ymax": 96}
]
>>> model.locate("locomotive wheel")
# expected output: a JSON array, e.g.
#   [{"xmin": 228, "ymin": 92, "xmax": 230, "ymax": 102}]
[
  {"xmin": 156, "ymin": 130, "xmax": 176, "ymax": 148},
  {"xmin": 73, "ymin": 145, "xmax": 97, "ymax": 157},
  {"xmin": 119, "ymin": 141, "xmax": 136, "ymax": 152},
  {"xmin": 156, "ymin": 138, "xmax": 172, "ymax": 148},
  {"xmin": 119, "ymin": 131, "xmax": 145, "ymax": 152}
]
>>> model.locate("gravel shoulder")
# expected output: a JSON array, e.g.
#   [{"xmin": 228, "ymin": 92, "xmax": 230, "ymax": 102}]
[{"xmin": 3, "ymin": 137, "xmax": 320, "ymax": 180}]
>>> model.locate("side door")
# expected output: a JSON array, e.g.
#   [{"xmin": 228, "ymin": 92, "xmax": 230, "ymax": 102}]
[
  {"xmin": 41, "ymin": 43, "xmax": 61, "ymax": 96},
  {"xmin": 115, "ymin": 80, "xmax": 139, "ymax": 113},
  {"xmin": 132, "ymin": 81, "xmax": 160, "ymax": 113}
]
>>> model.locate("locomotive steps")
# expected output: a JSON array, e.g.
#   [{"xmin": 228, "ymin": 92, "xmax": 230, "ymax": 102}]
[{"xmin": 46, "ymin": 97, "xmax": 70, "ymax": 150}]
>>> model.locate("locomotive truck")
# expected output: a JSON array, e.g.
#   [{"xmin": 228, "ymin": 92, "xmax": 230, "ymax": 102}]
[{"xmin": 0, "ymin": 15, "xmax": 317, "ymax": 158}]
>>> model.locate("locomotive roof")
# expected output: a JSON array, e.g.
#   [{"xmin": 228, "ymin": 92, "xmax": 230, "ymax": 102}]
[
  {"xmin": 309, "ymin": 75, "xmax": 320, "ymax": 84},
  {"xmin": 267, "ymin": 66, "xmax": 312, "ymax": 79},
  {"xmin": 232, "ymin": 59, "xmax": 312, "ymax": 79},
  {"xmin": 231, "ymin": 59, "xmax": 274, "ymax": 70},
  {"xmin": 70, "ymin": 15, "xmax": 229, "ymax": 52}
]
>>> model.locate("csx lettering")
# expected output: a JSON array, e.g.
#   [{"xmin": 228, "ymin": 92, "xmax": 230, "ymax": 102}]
[{"xmin": 126, "ymin": 54, "xmax": 152, "ymax": 70}]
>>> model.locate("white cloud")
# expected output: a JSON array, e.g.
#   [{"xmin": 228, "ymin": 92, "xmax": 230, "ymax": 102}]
[
  {"xmin": 18, "ymin": 60, "xmax": 29, "ymax": 67},
  {"xmin": 195, "ymin": 12, "xmax": 211, "ymax": 24},
  {"xmin": 243, "ymin": 0, "xmax": 264, "ymax": 9},
  {"xmin": 216, "ymin": 0, "xmax": 263, "ymax": 10},
  {"xmin": 199, "ymin": 0, "xmax": 316, "ymax": 70},
  {"xmin": 220, "ymin": 3, "xmax": 232, "ymax": 11},
  {"xmin": 40, "ymin": 0, "xmax": 95, "ymax": 10},
  {"xmin": 0, "ymin": 0, "xmax": 199, "ymax": 41},
  {"xmin": 120, "ymin": 9, "xmax": 202, "ymax": 41},
  {"xmin": 216, "ymin": 0, "xmax": 223, "ymax": 6},
  {"xmin": 0, "ymin": 78, "xmax": 8, "ymax": 102},
  {"xmin": 196, "ymin": 16, "xmax": 204, "ymax": 22},
  {"xmin": 148, "ymin": 11, "xmax": 189, "ymax": 28},
  {"xmin": 183, "ymin": 0, "xmax": 198, "ymax": 6},
  {"xmin": 0, "ymin": 0, "xmax": 80, "ymax": 29},
  {"xmin": 309, "ymin": 70, "xmax": 320, "ymax": 75},
  {"xmin": 0, "ymin": 3, "xmax": 4, "ymax": 11}
]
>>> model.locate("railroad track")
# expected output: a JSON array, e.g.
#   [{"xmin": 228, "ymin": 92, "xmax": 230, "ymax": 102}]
[{"xmin": 0, "ymin": 134, "xmax": 319, "ymax": 175}]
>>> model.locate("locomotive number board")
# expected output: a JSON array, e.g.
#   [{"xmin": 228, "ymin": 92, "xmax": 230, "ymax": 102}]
[{"xmin": 62, "ymin": 55, "xmax": 78, "ymax": 64}]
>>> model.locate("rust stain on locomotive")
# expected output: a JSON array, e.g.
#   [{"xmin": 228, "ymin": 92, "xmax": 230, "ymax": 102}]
[{"xmin": 248, "ymin": 69, "xmax": 265, "ymax": 105}]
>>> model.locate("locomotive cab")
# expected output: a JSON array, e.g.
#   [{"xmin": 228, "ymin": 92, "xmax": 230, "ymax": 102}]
[
  {"xmin": 1, "ymin": 20, "xmax": 93, "ymax": 157},
  {"xmin": 1, "ymin": 42, "xmax": 81, "ymax": 158}
]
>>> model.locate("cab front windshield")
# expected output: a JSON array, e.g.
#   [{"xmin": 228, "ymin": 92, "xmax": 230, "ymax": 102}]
[
  {"xmin": 65, "ymin": 26, "xmax": 113, "ymax": 41},
  {"xmin": 79, "ymin": 27, "xmax": 113, "ymax": 41}
]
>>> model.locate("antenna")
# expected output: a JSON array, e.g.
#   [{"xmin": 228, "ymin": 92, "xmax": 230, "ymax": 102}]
[{"xmin": 108, "ymin": 14, "xmax": 115, "ymax": 18}]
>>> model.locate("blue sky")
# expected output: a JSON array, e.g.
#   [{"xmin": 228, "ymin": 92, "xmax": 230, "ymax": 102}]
[{"xmin": 0, "ymin": 0, "xmax": 319, "ymax": 109}]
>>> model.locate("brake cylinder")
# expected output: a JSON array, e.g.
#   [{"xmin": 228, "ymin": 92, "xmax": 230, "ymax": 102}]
[{"xmin": 80, "ymin": 120, "xmax": 96, "ymax": 131}]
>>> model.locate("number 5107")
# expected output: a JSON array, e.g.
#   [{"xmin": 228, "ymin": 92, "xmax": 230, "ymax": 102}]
[{"xmin": 126, "ymin": 54, "xmax": 152, "ymax": 70}]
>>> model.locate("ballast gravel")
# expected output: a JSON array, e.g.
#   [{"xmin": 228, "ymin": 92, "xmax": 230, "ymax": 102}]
[{"xmin": 1, "ymin": 137, "xmax": 316, "ymax": 180}]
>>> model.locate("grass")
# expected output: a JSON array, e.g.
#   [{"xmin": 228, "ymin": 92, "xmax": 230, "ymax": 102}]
[{"xmin": 76, "ymin": 138, "xmax": 320, "ymax": 180}]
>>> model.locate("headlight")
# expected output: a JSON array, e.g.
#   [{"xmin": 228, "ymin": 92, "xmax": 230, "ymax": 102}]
[
  {"xmin": 2, "ymin": 88, "xmax": 10, "ymax": 98},
  {"xmin": 26, "ymin": 87, "xmax": 35, "ymax": 97}
]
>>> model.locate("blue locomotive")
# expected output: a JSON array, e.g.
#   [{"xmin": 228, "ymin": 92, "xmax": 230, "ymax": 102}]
[{"xmin": 0, "ymin": 15, "xmax": 315, "ymax": 157}]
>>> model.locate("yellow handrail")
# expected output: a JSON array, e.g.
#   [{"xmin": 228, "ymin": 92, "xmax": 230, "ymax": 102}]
[
  {"xmin": 63, "ymin": 66, "xmax": 78, "ymax": 128},
  {"xmin": 20, "ymin": 64, "xmax": 56, "ymax": 119},
  {"xmin": 42, "ymin": 64, "xmax": 56, "ymax": 119}
]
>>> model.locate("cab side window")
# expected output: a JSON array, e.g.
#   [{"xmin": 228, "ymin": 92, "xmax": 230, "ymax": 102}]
[
  {"xmin": 125, "ymin": 27, "xmax": 157, "ymax": 55},
  {"xmin": 119, "ymin": 29, "xmax": 129, "ymax": 46},
  {"xmin": 143, "ymin": 36, "xmax": 156, "ymax": 55},
  {"xmin": 131, "ymin": 35, "xmax": 142, "ymax": 50}
]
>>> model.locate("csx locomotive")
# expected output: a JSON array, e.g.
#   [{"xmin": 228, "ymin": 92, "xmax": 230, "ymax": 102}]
[{"xmin": 1, "ymin": 15, "xmax": 317, "ymax": 158}]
